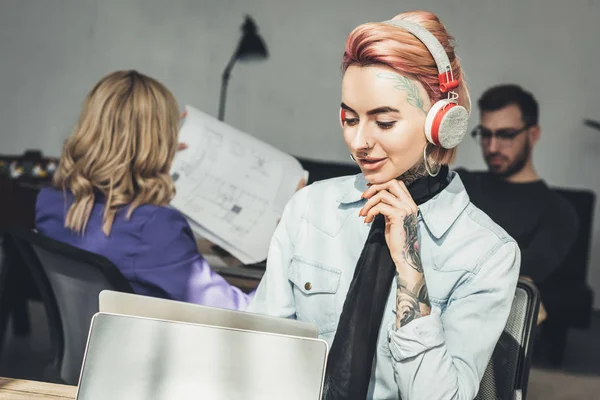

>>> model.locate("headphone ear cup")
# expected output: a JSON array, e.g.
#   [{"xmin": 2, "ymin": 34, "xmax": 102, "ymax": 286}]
[
  {"xmin": 339, "ymin": 108, "xmax": 346, "ymax": 128},
  {"xmin": 425, "ymin": 99, "xmax": 469, "ymax": 149}
]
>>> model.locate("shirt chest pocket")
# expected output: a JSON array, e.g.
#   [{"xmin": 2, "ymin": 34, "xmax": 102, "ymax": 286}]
[{"xmin": 288, "ymin": 257, "xmax": 342, "ymax": 335}]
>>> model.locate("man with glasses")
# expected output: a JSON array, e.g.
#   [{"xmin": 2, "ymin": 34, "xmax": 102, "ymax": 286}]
[{"xmin": 456, "ymin": 84, "xmax": 578, "ymax": 324}]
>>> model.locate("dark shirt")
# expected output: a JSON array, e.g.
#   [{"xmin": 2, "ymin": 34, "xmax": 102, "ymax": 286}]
[{"xmin": 455, "ymin": 169, "xmax": 578, "ymax": 284}]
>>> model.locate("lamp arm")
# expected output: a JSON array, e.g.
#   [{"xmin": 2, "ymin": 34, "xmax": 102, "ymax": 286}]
[{"xmin": 218, "ymin": 54, "xmax": 238, "ymax": 121}]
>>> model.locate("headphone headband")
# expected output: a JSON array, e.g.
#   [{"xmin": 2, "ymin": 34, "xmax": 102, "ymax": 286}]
[{"xmin": 381, "ymin": 19, "xmax": 458, "ymax": 93}]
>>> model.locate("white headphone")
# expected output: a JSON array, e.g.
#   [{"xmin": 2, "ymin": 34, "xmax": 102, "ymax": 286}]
[{"xmin": 345, "ymin": 19, "xmax": 469, "ymax": 149}]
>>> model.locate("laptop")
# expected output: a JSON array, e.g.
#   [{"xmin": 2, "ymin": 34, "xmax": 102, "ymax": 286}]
[
  {"xmin": 76, "ymin": 313, "xmax": 328, "ymax": 400},
  {"xmin": 99, "ymin": 290, "xmax": 318, "ymax": 338}
]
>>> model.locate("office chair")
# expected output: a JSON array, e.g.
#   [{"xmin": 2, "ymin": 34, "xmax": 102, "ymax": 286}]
[
  {"xmin": 7, "ymin": 227, "xmax": 133, "ymax": 385},
  {"xmin": 476, "ymin": 279, "xmax": 540, "ymax": 400}
]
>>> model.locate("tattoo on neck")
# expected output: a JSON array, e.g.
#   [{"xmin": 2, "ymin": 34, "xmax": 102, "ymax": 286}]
[
  {"xmin": 399, "ymin": 163, "xmax": 427, "ymax": 186},
  {"xmin": 376, "ymin": 72, "xmax": 427, "ymax": 115},
  {"xmin": 402, "ymin": 214, "xmax": 422, "ymax": 272},
  {"xmin": 396, "ymin": 275, "xmax": 431, "ymax": 328}
]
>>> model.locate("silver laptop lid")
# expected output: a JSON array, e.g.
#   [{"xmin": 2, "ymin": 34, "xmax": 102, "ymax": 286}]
[
  {"xmin": 99, "ymin": 290, "xmax": 318, "ymax": 338},
  {"xmin": 76, "ymin": 313, "xmax": 328, "ymax": 400}
]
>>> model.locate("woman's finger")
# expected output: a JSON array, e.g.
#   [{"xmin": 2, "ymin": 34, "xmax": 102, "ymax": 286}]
[
  {"xmin": 364, "ymin": 180, "xmax": 418, "ymax": 214},
  {"xmin": 375, "ymin": 180, "xmax": 417, "ymax": 214},
  {"xmin": 395, "ymin": 179, "xmax": 411, "ymax": 198},
  {"xmin": 364, "ymin": 202, "xmax": 413, "ymax": 224},
  {"xmin": 177, "ymin": 142, "xmax": 188, "ymax": 151},
  {"xmin": 360, "ymin": 190, "xmax": 403, "ymax": 217},
  {"xmin": 296, "ymin": 178, "xmax": 307, "ymax": 191},
  {"xmin": 394, "ymin": 180, "xmax": 418, "ymax": 213},
  {"xmin": 364, "ymin": 180, "xmax": 407, "ymax": 200},
  {"xmin": 364, "ymin": 202, "xmax": 394, "ymax": 223},
  {"xmin": 386, "ymin": 180, "xmax": 411, "ymax": 202}
]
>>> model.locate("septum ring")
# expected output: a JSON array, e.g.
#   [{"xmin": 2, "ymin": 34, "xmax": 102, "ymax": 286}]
[{"xmin": 350, "ymin": 141, "xmax": 372, "ymax": 162}]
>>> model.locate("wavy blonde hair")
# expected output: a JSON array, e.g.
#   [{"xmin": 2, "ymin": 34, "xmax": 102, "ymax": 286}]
[
  {"xmin": 54, "ymin": 70, "xmax": 179, "ymax": 235},
  {"xmin": 342, "ymin": 10, "xmax": 471, "ymax": 165}
]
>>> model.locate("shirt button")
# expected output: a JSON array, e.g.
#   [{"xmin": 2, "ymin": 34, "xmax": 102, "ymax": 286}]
[{"xmin": 304, "ymin": 282, "xmax": 312, "ymax": 291}]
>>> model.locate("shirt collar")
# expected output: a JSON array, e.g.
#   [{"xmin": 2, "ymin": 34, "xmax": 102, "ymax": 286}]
[
  {"xmin": 336, "ymin": 171, "xmax": 470, "ymax": 239},
  {"xmin": 418, "ymin": 172, "xmax": 470, "ymax": 239},
  {"xmin": 336, "ymin": 174, "xmax": 369, "ymax": 204}
]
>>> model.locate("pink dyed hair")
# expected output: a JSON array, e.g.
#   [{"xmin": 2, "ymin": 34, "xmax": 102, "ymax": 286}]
[{"xmin": 342, "ymin": 10, "xmax": 471, "ymax": 165}]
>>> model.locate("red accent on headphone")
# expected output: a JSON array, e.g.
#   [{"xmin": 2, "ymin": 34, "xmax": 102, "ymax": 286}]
[
  {"xmin": 438, "ymin": 73, "xmax": 459, "ymax": 93},
  {"xmin": 340, "ymin": 108, "xmax": 346, "ymax": 126},
  {"xmin": 430, "ymin": 102, "xmax": 457, "ymax": 145}
]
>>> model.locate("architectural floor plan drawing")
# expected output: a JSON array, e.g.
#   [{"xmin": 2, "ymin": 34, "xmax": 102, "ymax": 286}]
[
  {"xmin": 172, "ymin": 127, "xmax": 223, "ymax": 181},
  {"xmin": 186, "ymin": 174, "xmax": 268, "ymax": 236},
  {"xmin": 169, "ymin": 106, "xmax": 307, "ymax": 263}
]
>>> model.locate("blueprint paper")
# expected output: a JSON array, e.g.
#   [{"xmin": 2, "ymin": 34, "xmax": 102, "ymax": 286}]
[{"xmin": 170, "ymin": 105, "xmax": 306, "ymax": 264}]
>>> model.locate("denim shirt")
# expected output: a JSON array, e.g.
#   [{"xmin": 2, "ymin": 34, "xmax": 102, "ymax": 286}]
[{"xmin": 247, "ymin": 171, "xmax": 520, "ymax": 400}]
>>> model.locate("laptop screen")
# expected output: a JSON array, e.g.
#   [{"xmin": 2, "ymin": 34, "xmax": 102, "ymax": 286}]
[
  {"xmin": 99, "ymin": 290, "xmax": 318, "ymax": 338},
  {"xmin": 76, "ymin": 313, "xmax": 327, "ymax": 400}
]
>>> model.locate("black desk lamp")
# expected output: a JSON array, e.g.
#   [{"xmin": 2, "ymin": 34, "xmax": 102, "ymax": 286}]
[
  {"xmin": 212, "ymin": 16, "xmax": 268, "ymax": 261},
  {"xmin": 218, "ymin": 16, "xmax": 269, "ymax": 121},
  {"xmin": 584, "ymin": 119, "xmax": 600, "ymax": 132}
]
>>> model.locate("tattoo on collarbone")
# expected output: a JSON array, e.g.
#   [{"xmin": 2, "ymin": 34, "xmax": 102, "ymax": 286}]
[
  {"xmin": 402, "ymin": 214, "xmax": 422, "ymax": 273},
  {"xmin": 396, "ymin": 274, "xmax": 431, "ymax": 328},
  {"xmin": 376, "ymin": 72, "xmax": 427, "ymax": 115},
  {"xmin": 398, "ymin": 163, "xmax": 427, "ymax": 186}
]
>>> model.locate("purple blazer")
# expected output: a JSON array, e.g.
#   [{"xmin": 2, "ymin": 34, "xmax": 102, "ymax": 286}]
[{"xmin": 35, "ymin": 188, "xmax": 253, "ymax": 310}]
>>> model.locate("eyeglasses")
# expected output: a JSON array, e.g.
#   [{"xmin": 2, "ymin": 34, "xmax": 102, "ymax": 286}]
[{"xmin": 471, "ymin": 125, "xmax": 531, "ymax": 147}]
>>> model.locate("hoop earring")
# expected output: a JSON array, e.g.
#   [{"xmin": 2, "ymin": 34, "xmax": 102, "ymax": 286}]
[{"xmin": 423, "ymin": 145, "xmax": 440, "ymax": 177}]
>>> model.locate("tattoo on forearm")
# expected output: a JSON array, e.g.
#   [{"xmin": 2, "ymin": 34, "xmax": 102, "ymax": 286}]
[
  {"xmin": 402, "ymin": 214, "xmax": 422, "ymax": 272},
  {"xmin": 398, "ymin": 163, "xmax": 427, "ymax": 185},
  {"xmin": 396, "ymin": 275, "xmax": 431, "ymax": 328},
  {"xmin": 395, "ymin": 215, "xmax": 430, "ymax": 328},
  {"xmin": 377, "ymin": 72, "xmax": 427, "ymax": 115}
]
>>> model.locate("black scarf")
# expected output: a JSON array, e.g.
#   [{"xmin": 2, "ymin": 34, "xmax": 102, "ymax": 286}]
[{"xmin": 322, "ymin": 166, "xmax": 450, "ymax": 400}]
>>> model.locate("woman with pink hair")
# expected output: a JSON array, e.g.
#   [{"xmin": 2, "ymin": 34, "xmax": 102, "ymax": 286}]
[{"xmin": 248, "ymin": 10, "xmax": 519, "ymax": 399}]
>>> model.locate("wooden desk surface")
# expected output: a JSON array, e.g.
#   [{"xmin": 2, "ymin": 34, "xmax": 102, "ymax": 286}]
[
  {"xmin": 196, "ymin": 238, "xmax": 240, "ymax": 267},
  {"xmin": 0, "ymin": 378, "xmax": 76, "ymax": 399}
]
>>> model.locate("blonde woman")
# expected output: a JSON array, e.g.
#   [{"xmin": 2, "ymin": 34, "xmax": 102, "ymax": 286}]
[{"xmin": 36, "ymin": 70, "xmax": 252, "ymax": 310}]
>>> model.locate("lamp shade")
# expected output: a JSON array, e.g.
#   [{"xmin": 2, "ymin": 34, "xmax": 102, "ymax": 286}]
[
  {"xmin": 235, "ymin": 16, "xmax": 268, "ymax": 61},
  {"xmin": 584, "ymin": 119, "xmax": 600, "ymax": 132}
]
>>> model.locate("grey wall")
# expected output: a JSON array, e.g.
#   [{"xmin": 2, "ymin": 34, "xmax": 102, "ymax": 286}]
[{"xmin": 2, "ymin": 0, "xmax": 600, "ymax": 305}]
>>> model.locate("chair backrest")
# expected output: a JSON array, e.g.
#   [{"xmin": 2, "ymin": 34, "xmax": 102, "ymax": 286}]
[
  {"xmin": 476, "ymin": 279, "xmax": 540, "ymax": 400},
  {"xmin": 0, "ymin": 234, "xmax": 12, "ymax": 358},
  {"xmin": 7, "ymin": 227, "xmax": 133, "ymax": 385},
  {"xmin": 548, "ymin": 188, "xmax": 596, "ymax": 283}
]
